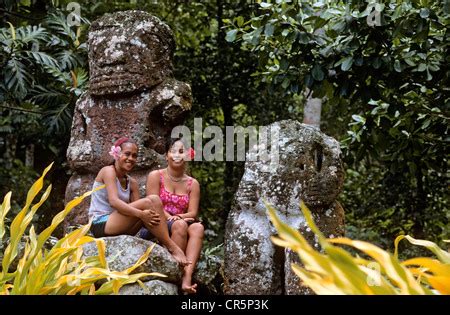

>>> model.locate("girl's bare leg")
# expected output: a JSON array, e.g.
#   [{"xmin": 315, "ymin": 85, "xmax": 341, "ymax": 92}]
[
  {"xmin": 104, "ymin": 195, "xmax": 189, "ymax": 266},
  {"xmin": 104, "ymin": 198, "xmax": 152, "ymax": 235},
  {"xmin": 181, "ymin": 222, "xmax": 204, "ymax": 294},
  {"xmin": 141, "ymin": 195, "xmax": 190, "ymax": 266},
  {"xmin": 170, "ymin": 219, "xmax": 188, "ymax": 251}
]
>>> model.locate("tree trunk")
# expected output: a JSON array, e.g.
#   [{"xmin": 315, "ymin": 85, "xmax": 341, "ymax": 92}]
[
  {"xmin": 412, "ymin": 160, "xmax": 426, "ymax": 238},
  {"xmin": 4, "ymin": 134, "xmax": 17, "ymax": 169},
  {"xmin": 25, "ymin": 143, "xmax": 35, "ymax": 167},
  {"xmin": 303, "ymin": 88, "xmax": 322, "ymax": 130},
  {"xmin": 217, "ymin": 0, "xmax": 234, "ymax": 221}
]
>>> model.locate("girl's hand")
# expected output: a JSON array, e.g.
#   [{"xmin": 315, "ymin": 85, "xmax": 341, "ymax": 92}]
[
  {"xmin": 183, "ymin": 217, "xmax": 195, "ymax": 223},
  {"xmin": 141, "ymin": 209, "xmax": 160, "ymax": 226},
  {"xmin": 168, "ymin": 215, "xmax": 182, "ymax": 222}
]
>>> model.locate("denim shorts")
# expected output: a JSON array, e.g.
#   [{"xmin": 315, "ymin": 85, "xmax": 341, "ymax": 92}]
[
  {"xmin": 167, "ymin": 219, "xmax": 201, "ymax": 236},
  {"xmin": 139, "ymin": 220, "xmax": 176, "ymax": 240},
  {"xmin": 91, "ymin": 214, "xmax": 110, "ymax": 238}
]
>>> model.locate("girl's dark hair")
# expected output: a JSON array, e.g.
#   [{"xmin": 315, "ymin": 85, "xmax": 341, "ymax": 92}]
[{"xmin": 164, "ymin": 137, "xmax": 184, "ymax": 153}]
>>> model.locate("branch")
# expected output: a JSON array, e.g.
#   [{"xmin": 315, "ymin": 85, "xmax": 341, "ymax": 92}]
[
  {"xmin": 0, "ymin": 9, "xmax": 45, "ymax": 22},
  {"xmin": 0, "ymin": 105, "xmax": 42, "ymax": 114}
]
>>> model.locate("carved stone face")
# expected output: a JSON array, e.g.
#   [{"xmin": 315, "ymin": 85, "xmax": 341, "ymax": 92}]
[
  {"xmin": 88, "ymin": 11, "xmax": 175, "ymax": 96},
  {"xmin": 256, "ymin": 122, "xmax": 344, "ymax": 209},
  {"xmin": 293, "ymin": 126, "xmax": 344, "ymax": 208}
]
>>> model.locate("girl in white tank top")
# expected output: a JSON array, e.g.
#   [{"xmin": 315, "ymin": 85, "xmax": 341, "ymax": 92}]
[{"xmin": 87, "ymin": 137, "xmax": 189, "ymax": 268}]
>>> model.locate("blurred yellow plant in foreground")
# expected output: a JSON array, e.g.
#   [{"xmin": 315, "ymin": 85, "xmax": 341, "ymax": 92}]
[
  {"xmin": 0, "ymin": 163, "xmax": 164, "ymax": 295},
  {"xmin": 267, "ymin": 201, "xmax": 449, "ymax": 295}
]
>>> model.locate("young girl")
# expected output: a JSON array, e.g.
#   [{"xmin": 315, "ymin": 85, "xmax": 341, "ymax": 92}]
[
  {"xmin": 88, "ymin": 137, "xmax": 189, "ymax": 266},
  {"xmin": 146, "ymin": 138, "xmax": 204, "ymax": 294}
]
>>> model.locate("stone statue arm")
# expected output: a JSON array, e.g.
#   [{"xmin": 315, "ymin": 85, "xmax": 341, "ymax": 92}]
[{"xmin": 158, "ymin": 79, "xmax": 192, "ymax": 126}]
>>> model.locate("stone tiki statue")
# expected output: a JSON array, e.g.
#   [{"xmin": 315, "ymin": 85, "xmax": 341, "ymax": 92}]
[
  {"xmin": 224, "ymin": 120, "xmax": 345, "ymax": 294},
  {"xmin": 64, "ymin": 11, "xmax": 192, "ymax": 232}
]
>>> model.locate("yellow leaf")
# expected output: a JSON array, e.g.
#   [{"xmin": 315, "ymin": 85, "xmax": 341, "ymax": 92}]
[
  {"xmin": 6, "ymin": 22, "xmax": 15, "ymax": 40},
  {"xmin": 95, "ymin": 238, "xmax": 107, "ymax": 269},
  {"xmin": 396, "ymin": 235, "xmax": 450, "ymax": 264},
  {"xmin": 0, "ymin": 192, "xmax": 12, "ymax": 241},
  {"xmin": 329, "ymin": 237, "xmax": 425, "ymax": 294},
  {"xmin": 402, "ymin": 257, "xmax": 450, "ymax": 277},
  {"xmin": 427, "ymin": 276, "xmax": 450, "ymax": 294}
]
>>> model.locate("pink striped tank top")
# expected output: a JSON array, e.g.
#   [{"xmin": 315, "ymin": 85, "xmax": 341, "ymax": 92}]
[{"xmin": 159, "ymin": 170, "xmax": 193, "ymax": 215}]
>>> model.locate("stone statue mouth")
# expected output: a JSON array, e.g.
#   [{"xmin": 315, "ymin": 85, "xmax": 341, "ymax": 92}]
[
  {"xmin": 305, "ymin": 184, "xmax": 336, "ymax": 197},
  {"xmin": 90, "ymin": 72, "xmax": 145, "ymax": 85}
]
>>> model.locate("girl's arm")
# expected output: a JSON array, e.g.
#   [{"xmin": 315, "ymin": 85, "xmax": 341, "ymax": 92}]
[
  {"xmin": 146, "ymin": 170, "xmax": 160, "ymax": 196},
  {"xmin": 129, "ymin": 178, "xmax": 140, "ymax": 202},
  {"xmin": 178, "ymin": 179, "xmax": 200, "ymax": 220},
  {"xmin": 102, "ymin": 167, "xmax": 143, "ymax": 219}
]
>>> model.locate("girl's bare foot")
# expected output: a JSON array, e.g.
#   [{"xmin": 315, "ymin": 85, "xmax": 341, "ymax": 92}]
[
  {"xmin": 168, "ymin": 245, "xmax": 191, "ymax": 267},
  {"xmin": 181, "ymin": 277, "xmax": 197, "ymax": 294}
]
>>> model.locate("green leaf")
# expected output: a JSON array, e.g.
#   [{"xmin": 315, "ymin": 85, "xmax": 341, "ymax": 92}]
[
  {"xmin": 404, "ymin": 58, "xmax": 416, "ymax": 67},
  {"xmin": 260, "ymin": 2, "xmax": 272, "ymax": 8},
  {"xmin": 314, "ymin": 17, "xmax": 329, "ymax": 30},
  {"xmin": 372, "ymin": 58, "xmax": 381, "ymax": 69},
  {"xmin": 5, "ymin": 58, "xmax": 31, "ymax": 99},
  {"xmin": 394, "ymin": 60, "xmax": 402, "ymax": 72},
  {"xmin": 264, "ymin": 23, "xmax": 274, "ymax": 37},
  {"xmin": 25, "ymin": 51, "xmax": 59, "ymax": 68},
  {"xmin": 312, "ymin": 65, "xmax": 324, "ymax": 81},
  {"xmin": 298, "ymin": 32, "xmax": 309, "ymax": 44},
  {"xmin": 225, "ymin": 30, "xmax": 238, "ymax": 42},
  {"xmin": 421, "ymin": 119, "xmax": 431, "ymax": 130},
  {"xmin": 236, "ymin": 16, "xmax": 244, "ymax": 28},
  {"xmin": 341, "ymin": 57, "xmax": 353, "ymax": 71},
  {"xmin": 417, "ymin": 63, "xmax": 427, "ymax": 72},
  {"xmin": 420, "ymin": 8, "xmax": 430, "ymax": 18},
  {"xmin": 352, "ymin": 115, "xmax": 366, "ymax": 124}
]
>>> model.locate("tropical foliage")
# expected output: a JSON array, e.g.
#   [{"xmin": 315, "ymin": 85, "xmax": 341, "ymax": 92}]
[
  {"xmin": 267, "ymin": 201, "xmax": 450, "ymax": 295},
  {"xmin": 0, "ymin": 4, "xmax": 90, "ymax": 230},
  {"xmin": 227, "ymin": 0, "xmax": 449, "ymax": 244},
  {"xmin": 0, "ymin": 163, "xmax": 163, "ymax": 295}
]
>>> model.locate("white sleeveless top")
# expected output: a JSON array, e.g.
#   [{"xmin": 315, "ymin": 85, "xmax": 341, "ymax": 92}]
[{"xmin": 88, "ymin": 176, "xmax": 131, "ymax": 220}]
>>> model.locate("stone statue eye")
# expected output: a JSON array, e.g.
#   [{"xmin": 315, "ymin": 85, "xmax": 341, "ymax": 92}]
[
  {"xmin": 312, "ymin": 144, "xmax": 323, "ymax": 172},
  {"xmin": 139, "ymin": 33, "xmax": 166, "ymax": 59}
]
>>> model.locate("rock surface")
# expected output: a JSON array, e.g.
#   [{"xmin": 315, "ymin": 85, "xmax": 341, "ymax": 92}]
[
  {"xmin": 83, "ymin": 235, "xmax": 182, "ymax": 283},
  {"xmin": 83, "ymin": 235, "xmax": 222, "ymax": 293},
  {"xmin": 118, "ymin": 280, "xmax": 179, "ymax": 295}
]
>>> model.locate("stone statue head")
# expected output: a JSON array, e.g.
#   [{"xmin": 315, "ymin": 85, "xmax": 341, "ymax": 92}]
[
  {"xmin": 238, "ymin": 121, "xmax": 344, "ymax": 213},
  {"xmin": 88, "ymin": 10, "xmax": 175, "ymax": 96}
]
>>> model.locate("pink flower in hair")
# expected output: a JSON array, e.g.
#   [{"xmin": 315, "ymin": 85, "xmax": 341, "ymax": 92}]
[
  {"xmin": 187, "ymin": 148, "xmax": 195, "ymax": 160},
  {"xmin": 109, "ymin": 145, "xmax": 122, "ymax": 160}
]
